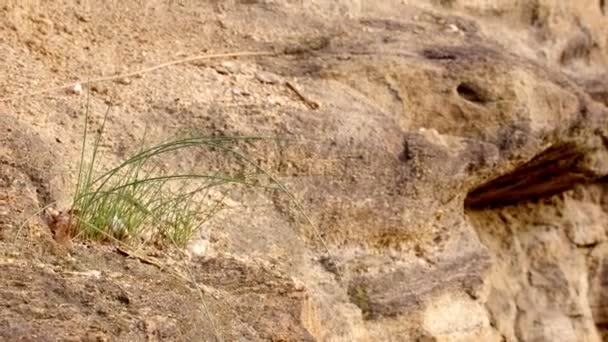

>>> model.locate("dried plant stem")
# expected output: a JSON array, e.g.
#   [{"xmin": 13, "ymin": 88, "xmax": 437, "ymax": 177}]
[{"xmin": 0, "ymin": 51, "xmax": 276, "ymax": 103}]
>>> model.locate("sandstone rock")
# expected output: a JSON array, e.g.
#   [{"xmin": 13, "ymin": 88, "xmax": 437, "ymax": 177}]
[
  {"xmin": 563, "ymin": 200, "xmax": 607, "ymax": 247},
  {"xmin": 2, "ymin": 0, "xmax": 608, "ymax": 340},
  {"xmin": 423, "ymin": 293, "xmax": 493, "ymax": 340},
  {"xmin": 588, "ymin": 243, "xmax": 608, "ymax": 327}
]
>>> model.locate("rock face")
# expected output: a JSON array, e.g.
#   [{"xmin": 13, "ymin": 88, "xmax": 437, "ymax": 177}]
[{"xmin": 1, "ymin": 0, "xmax": 608, "ymax": 341}]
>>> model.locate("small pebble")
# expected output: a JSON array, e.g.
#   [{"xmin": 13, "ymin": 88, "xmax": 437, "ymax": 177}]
[
  {"xmin": 40, "ymin": 18, "xmax": 54, "ymax": 28},
  {"xmin": 71, "ymin": 83, "xmax": 83, "ymax": 95},
  {"xmin": 221, "ymin": 61, "xmax": 240, "ymax": 73},
  {"xmin": 116, "ymin": 77, "xmax": 131, "ymax": 85},
  {"xmin": 231, "ymin": 87, "xmax": 250, "ymax": 96},
  {"xmin": 187, "ymin": 239, "xmax": 209, "ymax": 257},
  {"xmin": 214, "ymin": 61, "xmax": 240, "ymax": 75},
  {"xmin": 447, "ymin": 24, "xmax": 460, "ymax": 33},
  {"xmin": 255, "ymin": 71, "xmax": 282, "ymax": 85}
]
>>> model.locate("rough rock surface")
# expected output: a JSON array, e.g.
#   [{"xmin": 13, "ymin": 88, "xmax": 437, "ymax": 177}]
[{"xmin": 1, "ymin": 0, "xmax": 608, "ymax": 341}]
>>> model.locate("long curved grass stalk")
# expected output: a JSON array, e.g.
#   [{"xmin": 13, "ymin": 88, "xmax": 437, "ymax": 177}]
[
  {"xmin": 203, "ymin": 141, "xmax": 342, "ymax": 281},
  {"xmin": 72, "ymin": 107, "xmax": 340, "ymax": 278},
  {"xmin": 0, "ymin": 51, "xmax": 275, "ymax": 103}
]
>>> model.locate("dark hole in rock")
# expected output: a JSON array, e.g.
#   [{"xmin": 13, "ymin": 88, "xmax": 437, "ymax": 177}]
[{"xmin": 457, "ymin": 83, "xmax": 488, "ymax": 103}]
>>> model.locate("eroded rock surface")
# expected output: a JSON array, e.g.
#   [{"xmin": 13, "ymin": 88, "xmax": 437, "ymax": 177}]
[{"xmin": 1, "ymin": 0, "xmax": 608, "ymax": 341}]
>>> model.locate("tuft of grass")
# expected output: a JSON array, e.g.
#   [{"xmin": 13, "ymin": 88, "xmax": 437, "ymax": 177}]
[
  {"xmin": 70, "ymin": 106, "xmax": 277, "ymax": 247},
  {"xmin": 65, "ymin": 100, "xmax": 339, "ymax": 280}
]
